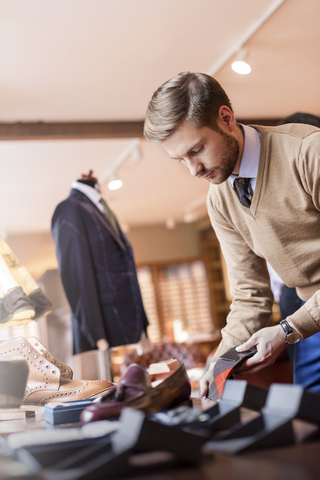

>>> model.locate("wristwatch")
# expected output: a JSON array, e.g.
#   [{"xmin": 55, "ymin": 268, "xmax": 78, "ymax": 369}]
[{"xmin": 280, "ymin": 319, "xmax": 301, "ymax": 344}]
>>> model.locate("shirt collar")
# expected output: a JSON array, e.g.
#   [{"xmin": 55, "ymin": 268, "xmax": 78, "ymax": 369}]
[
  {"xmin": 71, "ymin": 181, "xmax": 102, "ymax": 206},
  {"xmin": 228, "ymin": 124, "xmax": 260, "ymax": 187}
]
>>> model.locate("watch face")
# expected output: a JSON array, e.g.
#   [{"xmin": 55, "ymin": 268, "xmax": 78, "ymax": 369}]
[{"xmin": 286, "ymin": 330, "xmax": 301, "ymax": 344}]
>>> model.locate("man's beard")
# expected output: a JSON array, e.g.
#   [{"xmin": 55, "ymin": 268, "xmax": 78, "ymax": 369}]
[{"xmin": 203, "ymin": 130, "xmax": 239, "ymax": 185}]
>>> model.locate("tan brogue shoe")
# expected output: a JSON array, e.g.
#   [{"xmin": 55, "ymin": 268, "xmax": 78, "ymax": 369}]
[
  {"xmin": 0, "ymin": 337, "xmax": 114, "ymax": 405},
  {"xmin": 27, "ymin": 337, "xmax": 73, "ymax": 380}
]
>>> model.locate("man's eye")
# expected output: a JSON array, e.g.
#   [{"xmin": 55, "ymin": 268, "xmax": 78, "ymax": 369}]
[{"xmin": 191, "ymin": 146, "xmax": 203, "ymax": 156}]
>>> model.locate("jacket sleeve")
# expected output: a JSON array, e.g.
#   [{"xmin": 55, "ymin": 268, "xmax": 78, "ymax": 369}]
[
  {"xmin": 207, "ymin": 193, "xmax": 274, "ymax": 362},
  {"xmin": 51, "ymin": 202, "xmax": 106, "ymax": 348}
]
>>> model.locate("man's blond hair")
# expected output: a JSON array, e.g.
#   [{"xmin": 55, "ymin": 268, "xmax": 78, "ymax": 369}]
[{"xmin": 144, "ymin": 72, "xmax": 233, "ymax": 143}]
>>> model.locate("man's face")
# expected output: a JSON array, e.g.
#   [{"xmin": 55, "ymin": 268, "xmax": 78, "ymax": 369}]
[{"xmin": 162, "ymin": 119, "xmax": 240, "ymax": 185}]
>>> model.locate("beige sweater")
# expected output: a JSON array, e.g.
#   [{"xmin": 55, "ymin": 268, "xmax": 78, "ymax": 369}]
[{"xmin": 207, "ymin": 123, "xmax": 320, "ymax": 361}]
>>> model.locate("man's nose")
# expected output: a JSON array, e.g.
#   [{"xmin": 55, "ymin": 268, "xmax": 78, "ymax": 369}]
[{"xmin": 186, "ymin": 159, "xmax": 203, "ymax": 177}]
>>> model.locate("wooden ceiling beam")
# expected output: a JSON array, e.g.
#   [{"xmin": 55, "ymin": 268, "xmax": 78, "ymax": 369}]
[
  {"xmin": 0, "ymin": 118, "xmax": 282, "ymax": 141},
  {"xmin": 0, "ymin": 121, "xmax": 145, "ymax": 141}
]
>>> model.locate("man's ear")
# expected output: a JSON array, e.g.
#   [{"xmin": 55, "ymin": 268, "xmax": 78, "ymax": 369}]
[{"xmin": 218, "ymin": 106, "xmax": 236, "ymax": 132}]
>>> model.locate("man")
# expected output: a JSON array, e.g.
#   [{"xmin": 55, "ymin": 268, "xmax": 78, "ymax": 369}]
[{"xmin": 144, "ymin": 71, "xmax": 320, "ymax": 397}]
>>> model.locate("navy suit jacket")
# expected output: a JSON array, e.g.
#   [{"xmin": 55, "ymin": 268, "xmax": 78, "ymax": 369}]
[{"xmin": 51, "ymin": 188, "xmax": 148, "ymax": 354}]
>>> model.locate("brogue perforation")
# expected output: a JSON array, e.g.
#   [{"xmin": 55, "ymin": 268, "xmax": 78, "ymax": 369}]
[{"xmin": 0, "ymin": 336, "xmax": 113, "ymax": 405}]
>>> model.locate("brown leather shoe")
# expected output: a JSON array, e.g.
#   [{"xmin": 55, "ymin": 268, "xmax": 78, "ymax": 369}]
[
  {"xmin": 0, "ymin": 337, "xmax": 114, "ymax": 405},
  {"xmin": 80, "ymin": 359, "xmax": 191, "ymax": 423}
]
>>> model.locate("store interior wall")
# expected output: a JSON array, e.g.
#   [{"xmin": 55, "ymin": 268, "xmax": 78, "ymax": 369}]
[{"xmin": 6, "ymin": 221, "xmax": 203, "ymax": 280}]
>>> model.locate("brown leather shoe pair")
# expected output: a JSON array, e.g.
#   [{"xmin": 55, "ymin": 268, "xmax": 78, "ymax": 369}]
[
  {"xmin": 80, "ymin": 359, "xmax": 191, "ymax": 423},
  {"xmin": 0, "ymin": 336, "xmax": 113, "ymax": 405}
]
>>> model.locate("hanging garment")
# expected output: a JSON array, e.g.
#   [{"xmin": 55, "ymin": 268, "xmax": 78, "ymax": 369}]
[
  {"xmin": 51, "ymin": 188, "xmax": 149, "ymax": 354},
  {"xmin": 0, "ymin": 236, "xmax": 52, "ymax": 327}
]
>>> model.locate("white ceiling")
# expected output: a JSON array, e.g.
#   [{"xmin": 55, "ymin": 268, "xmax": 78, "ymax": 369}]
[{"xmin": 0, "ymin": 0, "xmax": 319, "ymax": 235}]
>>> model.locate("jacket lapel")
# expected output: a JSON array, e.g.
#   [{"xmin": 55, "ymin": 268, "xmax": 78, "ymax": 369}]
[{"xmin": 72, "ymin": 190, "xmax": 127, "ymax": 251}]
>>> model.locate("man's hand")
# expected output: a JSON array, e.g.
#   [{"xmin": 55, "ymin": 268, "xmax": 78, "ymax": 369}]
[
  {"xmin": 199, "ymin": 362, "xmax": 216, "ymax": 398},
  {"xmin": 235, "ymin": 325, "xmax": 286, "ymax": 375}
]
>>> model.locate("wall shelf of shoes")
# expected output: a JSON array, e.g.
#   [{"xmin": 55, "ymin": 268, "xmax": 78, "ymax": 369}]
[
  {"xmin": 200, "ymin": 226, "xmax": 231, "ymax": 331},
  {"xmin": 199, "ymin": 226, "xmax": 280, "ymax": 328}
]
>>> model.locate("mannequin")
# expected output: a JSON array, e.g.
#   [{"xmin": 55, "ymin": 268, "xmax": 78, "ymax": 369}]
[
  {"xmin": 76, "ymin": 170, "xmax": 98, "ymax": 189},
  {"xmin": 74, "ymin": 171, "xmax": 109, "ymax": 354},
  {"xmin": 51, "ymin": 170, "xmax": 150, "ymax": 359}
]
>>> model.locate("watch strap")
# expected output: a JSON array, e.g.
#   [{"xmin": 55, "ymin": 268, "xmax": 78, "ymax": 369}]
[{"xmin": 280, "ymin": 319, "xmax": 293, "ymax": 336}]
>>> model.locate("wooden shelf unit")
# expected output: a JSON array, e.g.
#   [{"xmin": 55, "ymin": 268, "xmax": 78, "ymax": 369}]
[{"xmin": 200, "ymin": 227, "xmax": 230, "ymax": 331}]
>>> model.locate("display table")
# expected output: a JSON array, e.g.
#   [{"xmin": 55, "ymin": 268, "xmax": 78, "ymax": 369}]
[{"xmin": 0, "ymin": 397, "xmax": 319, "ymax": 480}]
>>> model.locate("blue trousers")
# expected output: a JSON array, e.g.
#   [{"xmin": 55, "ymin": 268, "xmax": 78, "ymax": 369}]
[
  {"xmin": 280, "ymin": 290, "xmax": 320, "ymax": 393},
  {"xmin": 291, "ymin": 331, "xmax": 320, "ymax": 394}
]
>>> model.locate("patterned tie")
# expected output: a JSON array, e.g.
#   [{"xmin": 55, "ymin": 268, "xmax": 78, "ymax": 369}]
[
  {"xmin": 234, "ymin": 177, "xmax": 253, "ymax": 207},
  {"xmin": 99, "ymin": 198, "xmax": 119, "ymax": 234}
]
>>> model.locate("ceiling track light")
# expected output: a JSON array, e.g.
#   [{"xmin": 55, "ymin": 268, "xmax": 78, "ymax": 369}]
[
  {"xmin": 231, "ymin": 48, "xmax": 251, "ymax": 75},
  {"xmin": 100, "ymin": 138, "xmax": 141, "ymax": 191},
  {"xmin": 130, "ymin": 146, "xmax": 141, "ymax": 163},
  {"xmin": 108, "ymin": 174, "xmax": 123, "ymax": 191}
]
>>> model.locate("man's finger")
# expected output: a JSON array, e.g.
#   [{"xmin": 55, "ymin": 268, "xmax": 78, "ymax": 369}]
[
  {"xmin": 236, "ymin": 335, "xmax": 257, "ymax": 352},
  {"xmin": 200, "ymin": 370, "xmax": 211, "ymax": 397},
  {"xmin": 199, "ymin": 362, "xmax": 215, "ymax": 398},
  {"xmin": 200, "ymin": 377, "xmax": 209, "ymax": 398}
]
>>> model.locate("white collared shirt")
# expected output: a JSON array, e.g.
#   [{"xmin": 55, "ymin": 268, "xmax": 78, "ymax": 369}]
[
  {"xmin": 71, "ymin": 181, "xmax": 105, "ymax": 214},
  {"xmin": 228, "ymin": 124, "xmax": 260, "ymax": 193}
]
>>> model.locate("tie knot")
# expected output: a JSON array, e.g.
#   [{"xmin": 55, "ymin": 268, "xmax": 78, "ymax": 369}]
[
  {"xmin": 99, "ymin": 198, "xmax": 119, "ymax": 233},
  {"xmin": 234, "ymin": 177, "xmax": 252, "ymax": 207}
]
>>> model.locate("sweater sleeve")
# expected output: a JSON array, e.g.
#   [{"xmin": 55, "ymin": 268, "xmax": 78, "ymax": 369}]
[
  {"xmin": 286, "ymin": 132, "xmax": 320, "ymax": 339},
  {"xmin": 207, "ymin": 192, "xmax": 274, "ymax": 361}
]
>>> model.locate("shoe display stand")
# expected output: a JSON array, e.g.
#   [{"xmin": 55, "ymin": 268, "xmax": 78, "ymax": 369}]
[
  {"xmin": 14, "ymin": 433, "xmax": 129, "ymax": 480},
  {"xmin": 8, "ymin": 408, "xmax": 207, "ymax": 480},
  {"xmin": 119, "ymin": 408, "xmax": 207, "ymax": 462},
  {"xmin": 152, "ymin": 380, "xmax": 267, "ymax": 434},
  {"xmin": 205, "ymin": 383, "xmax": 320, "ymax": 454},
  {"xmin": 203, "ymin": 379, "xmax": 268, "ymax": 431},
  {"xmin": 0, "ymin": 442, "xmax": 41, "ymax": 480},
  {"xmin": 1, "ymin": 381, "xmax": 320, "ymax": 479}
]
